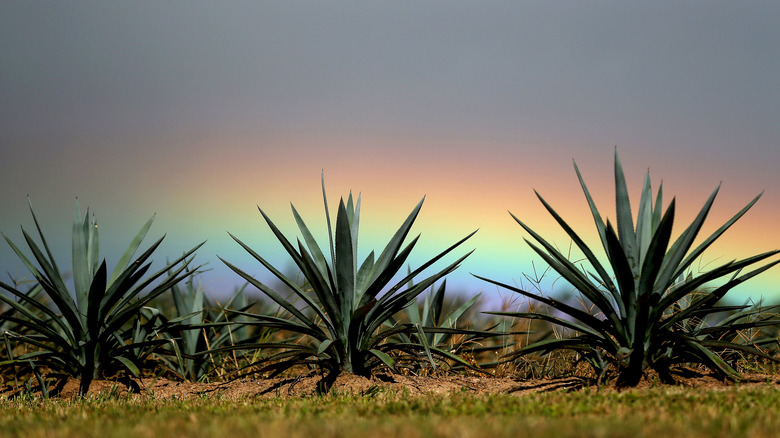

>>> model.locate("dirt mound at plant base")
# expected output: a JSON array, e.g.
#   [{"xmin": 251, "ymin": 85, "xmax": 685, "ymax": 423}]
[{"xmin": 7, "ymin": 371, "xmax": 780, "ymax": 400}]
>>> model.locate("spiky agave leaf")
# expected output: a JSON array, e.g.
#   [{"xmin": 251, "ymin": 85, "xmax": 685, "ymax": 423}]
[
  {"xmin": 0, "ymin": 200, "xmax": 204, "ymax": 395},
  {"xmin": 218, "ymin": 176, "xmax": 477, "ymax": 379},
  {"xmin": 479, "ymin": 150, "xmax": 780, "ymax": 386}
]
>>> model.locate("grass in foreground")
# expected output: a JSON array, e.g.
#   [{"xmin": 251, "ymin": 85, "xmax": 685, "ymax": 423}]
[{"xmin": 2, "ymin": 384, "xmax": 780, "ymax": 438}]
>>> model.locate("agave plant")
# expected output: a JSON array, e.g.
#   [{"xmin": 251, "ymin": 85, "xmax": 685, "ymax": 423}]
[
  {"xmin": 155, "ymin": 276, "xmax": 263, "ymax": 382},
  {"xmin": 218, "ymin": 176, "xmax": 477, "ymax": 379},
  {"xmin": 388, "ymin": 279, "xmax": 506, "ymax": 371},
  {"xmin": 0, "ymin": 200, "xmax": 203, "ymax": 395},
  {"xmin": 401, "ymin": 280, "xmax": 483, "ymax": 348},
  {"xmin": 477, "ymin": 151, "xmax": 780, "ymax": 386}
]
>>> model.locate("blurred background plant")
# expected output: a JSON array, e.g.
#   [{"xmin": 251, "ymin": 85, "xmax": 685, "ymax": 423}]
[
  {"xmin": 149, "ymin": 272, "xmax": 277, "ymax": 382},
  {"xmin": 387, "ymin": 278, "xmax": 509, "ymax": 374}
]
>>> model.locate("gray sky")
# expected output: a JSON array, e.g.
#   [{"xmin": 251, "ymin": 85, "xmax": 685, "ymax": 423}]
[{"xmin": 4, "ymin": 2, "xmax": 779, "ymax": 146}]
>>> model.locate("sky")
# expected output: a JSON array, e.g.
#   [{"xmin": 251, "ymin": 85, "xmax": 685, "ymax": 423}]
[{"xmin": 1, "ymin": 2, "xmax": 779, "ymax": 307}]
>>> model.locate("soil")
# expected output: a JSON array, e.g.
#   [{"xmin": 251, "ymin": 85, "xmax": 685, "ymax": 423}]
[{"xmin": 5, "ymin": 370, "xmax": 780, "ymax": 400}]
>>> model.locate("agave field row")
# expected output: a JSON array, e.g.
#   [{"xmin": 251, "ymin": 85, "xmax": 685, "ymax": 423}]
[{"xmin": 2, "ymin": 152, "xmax": 779, "ymax": 397}]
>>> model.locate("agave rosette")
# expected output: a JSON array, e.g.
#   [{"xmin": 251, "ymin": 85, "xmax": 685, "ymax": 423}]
[
  {"xmin": 478, "ymin": 151, "xmax": 780, "ymax": 386},
  {"xmin": 388, "ymin": 279, "xmax": 508, "ymax": 371},
  {"xmin": 0, "ymin": 200, "xmax": 203, "ymax": 395},
  {"xmin": 218, "ymin": 176, "xmax": 478, "ymax": 378}
]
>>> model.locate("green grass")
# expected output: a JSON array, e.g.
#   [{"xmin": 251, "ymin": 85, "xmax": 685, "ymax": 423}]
[{"xmin": 3, "ymin": 385, "xmax": 780, "ymax": 438}]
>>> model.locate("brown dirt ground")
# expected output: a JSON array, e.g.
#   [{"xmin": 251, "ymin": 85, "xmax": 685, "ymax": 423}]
[{"xmin": 5, "ymin": 371, "xmax": 780, "ymax": 400}]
